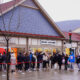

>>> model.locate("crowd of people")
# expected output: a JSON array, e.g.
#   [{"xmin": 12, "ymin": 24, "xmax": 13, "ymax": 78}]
[{"xmin": 0, "ymin": 50, "xmax": 80, "ymax": 73}]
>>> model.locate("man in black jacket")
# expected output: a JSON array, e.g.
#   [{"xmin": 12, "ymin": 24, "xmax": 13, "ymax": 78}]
[
  {"xmin": 64, "ymin": 54, "xmax": 68, "ymax": 70},
  {"xmin": 76, "ymin": 54, "xmax": 80, "ymax": 71},
  {"xmin": 17, "ymin": 53, "xmax": 23, "ymax": 71},
  {"xmin": 2, "ymin": 52, "xmax": 7, "ymax": 71},
  {"xmin": 0, "ymin": 53, "xmax": 3, "ymax": 71}
]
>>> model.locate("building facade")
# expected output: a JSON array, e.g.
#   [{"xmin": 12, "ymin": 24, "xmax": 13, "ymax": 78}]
[{"xmin": 0, "ymin": 0, "xmax": 80, "ymax": 55}]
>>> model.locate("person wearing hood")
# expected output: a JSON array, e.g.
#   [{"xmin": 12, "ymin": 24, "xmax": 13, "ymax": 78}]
[
  {"xmin": 76, "ymin": 53, "xmax": 80, "ymax": 71},
  {"xmin": 17, "ymin": 53, "xmax": 23, "ymax": 72},
  {"xmin": 68, "ymin": 51, "xmax": 75, "ymax": 70}
]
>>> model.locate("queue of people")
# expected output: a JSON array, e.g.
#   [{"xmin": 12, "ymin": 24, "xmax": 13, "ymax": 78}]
[{"xmin": 0, "ymin": 50, "xmax": 80, "ymax": 73}]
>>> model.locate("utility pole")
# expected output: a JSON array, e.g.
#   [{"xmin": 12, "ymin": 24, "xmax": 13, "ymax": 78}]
[
  {"xmin": 68, "ymin": 30, "xmax": 72, "ymax": 54},
  {"xmin": 6, "ymin": 38, "xmax": 9, "ymax": 80}
]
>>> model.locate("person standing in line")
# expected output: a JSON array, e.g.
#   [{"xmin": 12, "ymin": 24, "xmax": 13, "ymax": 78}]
[
  {"xmin": 29, "ymin": 52, "xmax": 33, "ymax": 70},
  {"xmin": 10, "ymin": 52, "xmax": 16, "ymax": 73},
  {"xmin": 64, "ymin": 54, "xmax": 69, "ymax": 70},
  {"xmin": 57, "ymin": 53, "xmax": 62, "ymax": 70},
  {"xmin": 24, "ymin": 53, "xmax": 30, "ymax": 71},
  {"xmin": 2, "ymin": 52, "xmax": 7, "ymax": 72},
  {"xmin": 36, "ymin": 52, "xmax": 43, "ymax": 71},
  {"xmin": 43, "ymin": 53, "xmax": 48, "ymax": 70},
  {"xmin": 68, "ymin": 51, "xmax": 75, "ymax": 71},
  {"xmin": 50, "ymin": 52, "xmax": 56, "ymax": 69},
  {"xmin": 17, "ymin": 53, "xmax": 23, "ymax": 72},
  {"xmin": 32, "ymin": 54, "xmax": 36, "ymax": 71},
  {"xmin": 76, "ymin": 53, "xmax": 80, "ymax": 71},
  {"xmin": 0, "ymin": 53, "xmax": 2, "ymax": 71}
]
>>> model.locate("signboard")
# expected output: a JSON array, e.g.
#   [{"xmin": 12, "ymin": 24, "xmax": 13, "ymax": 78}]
[
  {"xmin": 0, "ymin": 37, "xmax": 5, "ymax": 43},
  {"xmin": 40, "ymin": 40, "xmax": 56, "ymax": 45},
  {"xmin": 66, "ymin": 43, "xmax": 72, "ymax": 48},
  {"xmin": 66, "ymin": 42, "xmax": 77, "ymax": 48}
]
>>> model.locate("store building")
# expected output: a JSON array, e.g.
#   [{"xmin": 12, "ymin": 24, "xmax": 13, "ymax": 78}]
[{"xmin": 0, "ymin": 0, "xmax": 80, "ymax": 55}]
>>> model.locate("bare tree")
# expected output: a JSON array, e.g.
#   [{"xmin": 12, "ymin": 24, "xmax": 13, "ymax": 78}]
[{"xmin": 0, "ymin": 0, "xmax": 21, "ymax": 80}]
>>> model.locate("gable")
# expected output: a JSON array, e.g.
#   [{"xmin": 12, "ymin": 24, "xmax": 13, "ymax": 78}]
[{"xmin": 0, "ymin": 6, "xmax": 62, "ymax": 37}]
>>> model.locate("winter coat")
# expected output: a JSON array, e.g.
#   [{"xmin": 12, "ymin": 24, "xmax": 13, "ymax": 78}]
[
  {"xmin": 65, "ymin": 56, "xmax": 68, "ymax": 64},
  {"xmin": 2, "ymin": 54, "xmax": 7, "ymax": 62},
  {"xmin": 10, "ymin": 54, "xmax": 16, "ymax": 70},
  {"xmin": 57, "ymin": 54, "xmax": 62, "ymax": 65},
  {"xmin": 37, "ymin": 53, "xmax": 43, "ymax": 62},
  {"xmin": 29, "ymin": 53, "xmax": 33, "ymax": 62},
  {"xmin": 76, "ymin": 56, "xmax": 80, "ymax": 64},
  {"xmin": 17, "ymin": 54, "xmax": 23, "ymax": 62},
  {"xmin": 0, "ymin": 55, "xmax": 2, "ymax": 63},
  {"xmin": 24, "ymin": 56, "xmax": 30, "ymax": 63},
  {"xmin": 68, "ymin": 52, "xmax": 75, "ymax": 63},
  {"xmin": 43, "ymin": 55, "xmax": 48, "ymax": 61}
]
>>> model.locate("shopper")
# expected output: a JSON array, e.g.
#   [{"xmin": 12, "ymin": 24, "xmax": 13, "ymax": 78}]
[
  {"xmin": 10, "ymin": 53, "xmax": 16, "ymax": 73},
  {"xmin": 17, "ymin": 53, "xmax": 23, "ymax": 72},
  {"xmin": 50, "ymin": 52, "xmax": 56, "ymax": 68},
  {"xmin": 57, "ymin": 53, "xmax": 62, "ymax": 70},
  {"xmin": 36, "ymin": 52, "xmax": 43, "ymax": 71},
  {"xmin": 0, "ymin": 53, "xmax": 2, "ymax": 71},
  {"xmin": 68, "ymin": 51, "xmax": 75, "ymax": 71},
  {"xmin": 64, "ymin": 54, "xmax": 68, "ymax": 70},
  {"xmin": 43, "ymin": 53, "xmax": 48, "ymax": 70},
  {"xmin": 2, "ymin": 52, "xmax": 7, "ymax": 71},
  {"xmin": 76, "ymin": 54, "xmax": 80, "ymax": 71},
  {"xmin": 24, "ymin": 53, "xmax": 30, "ymax": 71}
]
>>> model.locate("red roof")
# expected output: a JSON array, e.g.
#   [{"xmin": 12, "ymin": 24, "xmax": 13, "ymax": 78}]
[
  {"xmin": 0, "ymin": 0, "xmax": 24, "ymax": 14},
  {"xmin": 63, "ymin": 32, "xmax": 80, "ymax": 41}
]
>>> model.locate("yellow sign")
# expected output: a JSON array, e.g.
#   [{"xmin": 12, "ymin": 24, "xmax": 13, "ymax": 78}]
[{"xmin": 65, "ymin": 48, "xmax": 70, "ymax": 55}]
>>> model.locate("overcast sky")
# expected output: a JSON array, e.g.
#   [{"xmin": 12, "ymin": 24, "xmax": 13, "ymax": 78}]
[
  {"xmin": 0, "ymin": 0, "xmax": 12, "ymax": 3},
  {"xmin": 2, "ymin": 0, "xmax": 80, "ymax": 22},
  {"xmin": 38, "ymin": 0, "xmax": 80, "ymax": 22}
]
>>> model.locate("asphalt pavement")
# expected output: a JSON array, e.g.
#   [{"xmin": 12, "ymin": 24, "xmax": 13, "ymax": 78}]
[{"xmin": 0, "ymin": 66, "xmax": 80, "ymax": 80}]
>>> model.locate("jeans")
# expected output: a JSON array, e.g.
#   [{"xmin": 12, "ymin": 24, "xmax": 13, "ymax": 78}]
[
  {"xmin": 77, "ymin": 63, "xmax": 80, "ymax": 70},
  {"xmin": 70, "ymin": 62, "xmax": 74, "ymax": 69}
]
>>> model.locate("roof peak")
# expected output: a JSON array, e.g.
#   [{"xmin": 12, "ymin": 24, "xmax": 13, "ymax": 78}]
[{"xmin": 0, "ymin": 0, "xmax": 26, "ymax": 16}]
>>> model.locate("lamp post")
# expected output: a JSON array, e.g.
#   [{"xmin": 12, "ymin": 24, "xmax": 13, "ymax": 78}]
[{"xmin": 68, "ymin": 30, "xmax": 72, "ymax": 54}]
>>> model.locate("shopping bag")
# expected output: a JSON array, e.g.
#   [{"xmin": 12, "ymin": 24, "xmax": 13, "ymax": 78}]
[
  {"xmin": 54, "ymin": 63, "xmax": 58, "ymax": 69},
  {"xmin": 62, "ymin": 59, "xmax": 65, "ymax": 64}
]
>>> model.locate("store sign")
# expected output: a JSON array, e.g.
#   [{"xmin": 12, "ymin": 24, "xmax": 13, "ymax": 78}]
[
  {"xmin": 0, "ymin": 37, "xmax": 5, "ymax": 43},
  {"xmin": 66, "ymin": 42, "xmax": 77, "ymax": 48},
  {"xmin": 72, "ymin": 42, "xmax": 77, "ymax": 47},
  {"xmin": 66, "ymin": 43, "xmax": 72, "ymax": 48},
  {"xmin": 40, "ymin": 40, "xmax": 56, "ymax": 45}
]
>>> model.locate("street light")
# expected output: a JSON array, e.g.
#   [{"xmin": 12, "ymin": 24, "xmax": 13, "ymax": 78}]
[{"xmin": 68, "ymin": 30, "xmax": 72, "ymax": 54}]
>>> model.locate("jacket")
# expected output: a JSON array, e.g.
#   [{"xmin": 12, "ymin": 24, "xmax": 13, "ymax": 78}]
[{"xmin": 68, "ymin": 52, "xmax": 75, "ymax": 63}]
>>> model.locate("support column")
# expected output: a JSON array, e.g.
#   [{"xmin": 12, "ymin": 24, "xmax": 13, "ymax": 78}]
[
  {"xmin": 76, "ymin": 42, "xmax": 78, "ymax": 55},
  {"xmin": 26, "ymin": 37, "xmax": 29, "ymax": 52},
  {"xmin": 61, "ymin": 40, "xmax": 64, "ymax": 53}
]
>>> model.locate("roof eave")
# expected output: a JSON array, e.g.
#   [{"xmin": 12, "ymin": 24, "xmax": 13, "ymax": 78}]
[{"xmin": 0, "ymin": 31, "xmax": 64, "ymax": 40}]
